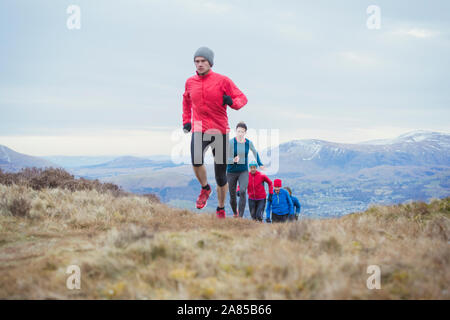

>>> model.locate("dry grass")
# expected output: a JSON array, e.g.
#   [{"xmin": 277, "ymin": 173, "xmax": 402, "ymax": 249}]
[
  {"xmin": 0, "ymin": 184, "xmax": 448, "ymax": 299},
  {"xmin": 0, "ymin": 167, "xmax": 133, "ymax": 197}
]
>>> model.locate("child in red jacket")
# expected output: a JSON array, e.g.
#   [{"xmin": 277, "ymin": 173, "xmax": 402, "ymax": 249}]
[{"xmin": 247, "ymin": 161, "xmax": 273, "ymax": 221}]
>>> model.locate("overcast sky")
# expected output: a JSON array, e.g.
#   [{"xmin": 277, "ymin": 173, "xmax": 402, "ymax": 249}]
[{"xmin": 1, "ymin": 0, "xmax": 449, "ymax": 156}]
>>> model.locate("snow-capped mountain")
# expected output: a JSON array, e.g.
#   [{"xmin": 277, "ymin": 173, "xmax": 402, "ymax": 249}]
[
  {"xmin": 360, "ymin": 130, "xmax": 449, "ymax": 146},
  {"xmin": 266, "ymin": 130, "xmax": 450, "ymax": 173}
]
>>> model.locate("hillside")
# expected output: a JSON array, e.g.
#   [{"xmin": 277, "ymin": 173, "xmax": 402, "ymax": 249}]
[
  {"xmin": 0, "ymin": 183, "xmax": 448, "ymax": 299},
  {"xmin": 2, "ymin": 131, "xmax": 449, "ymax": 217},
  {"xmin": 0, "ymin": 145, "xmax": 57, "ymax": 172}
]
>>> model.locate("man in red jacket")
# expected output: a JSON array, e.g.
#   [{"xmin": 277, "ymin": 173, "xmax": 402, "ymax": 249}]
[
  {"xmin": 247, "ymin": 160, "xmax": 273, "ymax": 222},
  {"xmin": 182, "ymin": 47, "xmax": 248, "ymax": 218}
]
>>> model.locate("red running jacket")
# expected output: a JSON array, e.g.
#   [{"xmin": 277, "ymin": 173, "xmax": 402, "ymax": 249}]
[
  {"xmin": 182, "ymin": 70, "xmax": 248, "ymax": 134},
  {"xmin": 247, "ymin": 171, "xmax": 274, "ymax": 200}
]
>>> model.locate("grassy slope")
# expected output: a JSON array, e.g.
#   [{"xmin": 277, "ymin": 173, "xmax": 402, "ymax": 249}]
[{"xmin": 0, "ymin": 184, "xmax": 448, "ymax": 299}]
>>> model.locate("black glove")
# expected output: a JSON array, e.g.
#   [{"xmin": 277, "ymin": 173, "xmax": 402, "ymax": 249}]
[
  {"xmin": 223, "ymin": 95, "xmax": 233, "ymax": 106},
  {"xmin": 183, "ymin": 122, "xmax": 191, "ymax": 133},
  {"xmin": 266, "ymin": 218, "xmax": 271, "ymax": 224},
  {"xmin": 267, "ymin": 194, "xmax": 273, "ymax": 202}
]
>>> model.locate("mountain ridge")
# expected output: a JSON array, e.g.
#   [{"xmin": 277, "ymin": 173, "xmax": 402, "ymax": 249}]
[
  {"xmin": 0, "ymin": 144, "xmax": 57, "ymax": 172},
  {"xmin": 266, "ymin": 130, "xmax": 450, "ymax": 173}
]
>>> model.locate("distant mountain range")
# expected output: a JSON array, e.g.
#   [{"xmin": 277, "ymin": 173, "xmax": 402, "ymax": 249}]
[
  {"xmin": 43, "ymin": 155, "xmax": 173, "ymax": 168},
  {"xmin": 42, "ymin": 156, "xmax": 119, "ymax": 168},
  {"xmin": 265, "ymin": 130, "xmax": 450, "ymax": 174},
  {"xmin": 83, "ymin": 156, "xmax": 177, "ymax": 169},
  {"xmin": 84, "ymin": 130, "xmax": 450, "ymax": 217},
  {"xmin": 256, "ymin": 130, "xmax": 450, "ymax": 216},
  {"xmin": 0, "ymin": 145, "xmax": 57, "ymax": 172},
  {"xmin": 1, "ymin": 130, "xmax": 449, "ymax": 217}
]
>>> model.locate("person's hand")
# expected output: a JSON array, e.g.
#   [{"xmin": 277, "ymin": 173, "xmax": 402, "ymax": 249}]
[
  {"xmin": 183, "ymin": 123, "xmax": 191, "ymax": 133},
  {"xmin": 223, "ymin": 95, "xmax": 233, "ymax": 106},
  {"xmin": 266, "ymin": 218, "xmax": 271, "ymax": 224},
  {"xmin": 259, "ymin": 165, "xmax": 265, "ymax": 171},
  {"xmin": 233, "ymin": 155, "xmax": 240, "ymax": 163},
  {"xmin": 267, "ymin": 194, "xmax": 273, "ymax": 202}
]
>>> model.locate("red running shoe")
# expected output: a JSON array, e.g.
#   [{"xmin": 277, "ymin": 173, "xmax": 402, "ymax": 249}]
[
  {"xmin": 196, "ymin": 186, "xmax": 212, "ymax": 209},
  {"xmin": 216, "ymin": 207, "xmax": 226, "ymax": 219},
  {"xmin": 233, "ymin": 208, "xmax": 239, "ymax": 218}
]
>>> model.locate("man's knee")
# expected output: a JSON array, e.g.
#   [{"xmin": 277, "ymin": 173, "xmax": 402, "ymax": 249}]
[
  {"xmin": 216, "ymin": 175, "xmax": 227, "ymax": 187},
  {"xmin": 215, "ymin": 164, "xmax": 227, "ymax": 187},
  {"xmin": 239, "ymin": 190, "xmax": 246, "ymax": 198}
]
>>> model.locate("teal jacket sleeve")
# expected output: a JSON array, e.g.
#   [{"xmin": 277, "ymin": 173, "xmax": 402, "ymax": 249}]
[{"xmin": 249, "ymin": 141, "xmax": 263, "ymax": 167}]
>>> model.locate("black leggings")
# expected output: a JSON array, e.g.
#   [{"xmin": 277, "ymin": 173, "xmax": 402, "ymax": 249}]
[
  {"xmin": 191, "ymin": 132, "xmax": 228, "ymax": 187},
  {"xmin": 249, "ymin": 199, "xmax": 266, "ymax": 221},
  {"xmin": 272, "ymin": 214, "xmax": 289, "ymax": 223},
  {"xmin": 227, "ymin": 171, "xmax": 248, "ymax": 216}
]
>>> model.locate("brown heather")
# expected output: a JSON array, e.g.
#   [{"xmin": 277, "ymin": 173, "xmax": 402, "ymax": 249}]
[
  {"xmin": 0, "ymin": 173, "xmax": 448, "ymax": 299},
  {"xmin": 0, "ymin": 168, "xmax": 132, "ymax": 197}
]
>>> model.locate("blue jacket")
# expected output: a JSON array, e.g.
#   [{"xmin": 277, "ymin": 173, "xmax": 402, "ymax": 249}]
[
  {"xmin": 266, "ymin": 189, "xmax": 294, "ymax": 219},
  {"xmin": 291, "ymin": 195, "xmax": 301, "ymax": 215}
]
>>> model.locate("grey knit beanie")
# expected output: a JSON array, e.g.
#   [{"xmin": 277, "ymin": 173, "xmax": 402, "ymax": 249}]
[{"xmin": 194, "ymin": 47, "xmax": 214, "ymax": 67}]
